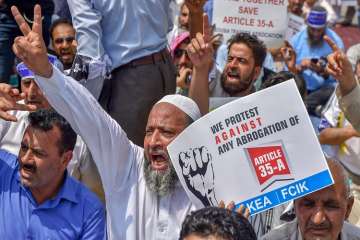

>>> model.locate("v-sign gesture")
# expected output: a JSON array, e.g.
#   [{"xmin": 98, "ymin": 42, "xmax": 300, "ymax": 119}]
[{"xmin": 11, "ymin": 5, "xmax": 53, "ymax": 78}]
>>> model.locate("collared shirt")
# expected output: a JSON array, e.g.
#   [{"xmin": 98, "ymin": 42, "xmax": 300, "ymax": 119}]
[
  {"xmin": 0, "ymin": 149, "xmax": 105, "ymax": 239},
  {"xmin": 35, "ymin": 67, "xmax": 196, "ymax": 240},
  {"xmin": 0, "ymin": 108, "xmax": 105, "ymax": 203},
  {"xmin": 261, "ymin": 219, "xmax": 360, "ymax": 240},
  {"xmin": 67, "ymin": 0, "xmax": 173, "ymax": 70},
  {"xmin": 290, "ymin": 27, "xmax": 344, "ymax": 91}
]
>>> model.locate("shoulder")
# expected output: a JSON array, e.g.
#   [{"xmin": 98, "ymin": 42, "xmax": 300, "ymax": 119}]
[
  {"xmin": 68, "ymin": 176, "xmax": 105, "ymax": 215},
  {"xmin": 261, "ymin": 220, "xmax": 298, "ymax": 240},
  {"xmin": 342, "ymin": 222, "xmax": 360, "ymax": 239}
]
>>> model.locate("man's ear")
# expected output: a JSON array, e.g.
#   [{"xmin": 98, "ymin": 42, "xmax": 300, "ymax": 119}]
[
  {"xmin": 253, "ymin": 66, "xmax": 261, "ymax": 81},
  {"xmin": 345, "ymin": 196, "xmax": 354, "ymax": 220},
  {"xmin": 61, "ymin": 150, "xmax": 73, "ymax": 169}
]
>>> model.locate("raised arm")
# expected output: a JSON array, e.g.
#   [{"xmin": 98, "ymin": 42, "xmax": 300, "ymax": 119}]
[
  {"xmin": 11, "ymin": 5, "xmax": 139, "ymax": 193},
  {"xmin": 185, "ymin": 0, "xmax": 206, "ymax": 39},
  {"xmin": 324, "ymin": 36, "xmax": 360, "ymax": 132},
  {"xmin": 187, "ymin": 14, "xmax": 214, "ymax": 115}
]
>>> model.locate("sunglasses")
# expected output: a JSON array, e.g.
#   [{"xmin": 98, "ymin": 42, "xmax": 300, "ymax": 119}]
[
  {"xmin": 174, "ymin": 48, "xmax": 188, "ymax": 58},
  {"xmin": 54, "ymin": 36, "xmax": 75, "ymax": 45}
]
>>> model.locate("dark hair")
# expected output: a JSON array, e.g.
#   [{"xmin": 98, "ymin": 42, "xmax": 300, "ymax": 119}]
[
  {"xmin": 260, "ymin": 71, "xmax": 307, "ymax": 99},
  {"xmin": 49, "ymin": 18, "xmax": 74, "ymax": 39},
  {"xmin": 179, "ymin": 207, "xmax": 257, "ymax": 240},
  {"xmin": 28, "ymin": 109, "xmax": 77, "ymax": 154},
  {"xmin": 227, "ymin": 33, "xmax": 267, "ymax": 67}
]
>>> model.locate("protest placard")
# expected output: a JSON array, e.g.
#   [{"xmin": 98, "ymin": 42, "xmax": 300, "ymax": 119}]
[
  {"xmin": 213, "ymin": 0, "xmax": 288, "ymax": 47},
  {"xmin": 285, "ymin": 13, "xmax": 305, "ymax": 40},
  {"xmin": 167, "ymin": 80, "xmax": 333, "ymax": 215}
]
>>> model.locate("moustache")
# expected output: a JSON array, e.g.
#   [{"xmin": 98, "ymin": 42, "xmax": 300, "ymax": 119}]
[{"xmin": 306, "ymin": 221, "xmax": 331, "ymax": 231}]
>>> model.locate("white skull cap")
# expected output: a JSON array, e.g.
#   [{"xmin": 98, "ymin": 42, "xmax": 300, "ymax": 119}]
[{"xmin": 156, "ymin": 94, "xmax": 201, "ymax": 121}]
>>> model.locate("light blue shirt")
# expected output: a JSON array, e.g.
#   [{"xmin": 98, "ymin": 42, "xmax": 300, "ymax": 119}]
[
  {"xmin": 68, "ymin": 0, "xmax": 173, "ymax": 70},
  {"xmin": 290, "ymin": 27, "xmax": 344, "ymax": 91},
  {"xmin": 0, "ymin": 150, "xmax": 105, "ymax": 239}
]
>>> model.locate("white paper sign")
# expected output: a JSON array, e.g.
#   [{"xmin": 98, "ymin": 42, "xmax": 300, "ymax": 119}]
[
  {"xmin": 213, "ymin": 0, "xmax": 288, "ymax": 48},
  {"xmin": 168, "ymin": 80, "xmax": 333, "ymax": 215},
  {"xmin": 285, "ymin": 13, "xmax": 305, "ymax": 41}
]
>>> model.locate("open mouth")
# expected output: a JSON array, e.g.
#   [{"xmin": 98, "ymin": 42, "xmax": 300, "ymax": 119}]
[
  {"xmin": 227, "ymin": 69, "xmax": 240, "ymax": 81},
  {"xmin": 150, "ymin": 152, "xmax": 169, "ymax": 171},
  {"xmin": 21, "ymin": 163, "xmax": 36, "ymax": 174}
]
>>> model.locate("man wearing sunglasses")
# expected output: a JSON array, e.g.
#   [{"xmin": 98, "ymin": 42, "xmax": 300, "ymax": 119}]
[
  {"xmin": 50, "ymin": 18, "xmax": 76, "ymax": 71},
  {"xmin": 170, "ymin": 32, "xmax": 192, "ymax": 95}
]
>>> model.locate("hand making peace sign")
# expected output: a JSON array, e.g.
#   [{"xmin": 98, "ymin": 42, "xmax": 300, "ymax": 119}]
[{"xmin": 11, "ymin": 5, "xmax": 53, "ymax": 78}]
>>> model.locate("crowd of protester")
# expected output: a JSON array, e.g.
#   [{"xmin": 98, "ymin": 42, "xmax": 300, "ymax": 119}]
[{"xmin": 1, "ymin": 0, "xmax": 360, "ymax": 239}]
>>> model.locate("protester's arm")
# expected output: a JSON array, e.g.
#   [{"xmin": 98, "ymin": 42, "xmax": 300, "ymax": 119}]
[
  {"xmin": 66, "ymin": 0, "xmax": 104, "ymax": 61},
  {"xmin": 324, "ymin": 36, "xmax": 360, "ymax": 132},
  {"xmin": 11, "ymin": 5, "xmax": 139, "ymax": 193},
  {"xmin": 280, "ymin": 41, "xmax": 298, "ymax": 74},
  {"xmin": 185, "ymin": 0, "xmax": 206, "ymax": 38},
  {"xmin": 188, "ymin": 14, "xmax": 213, "ymax": 115},
  {"xmin": 0, "ymin": 83, "xmax": 36, "ymax": 122},
  {"xmin": 319, "ymin": 125, "xmax": 360, "ymax": 145}
]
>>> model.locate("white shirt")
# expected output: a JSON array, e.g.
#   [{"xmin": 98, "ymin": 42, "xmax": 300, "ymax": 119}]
[
  {"xmin": 322, "ymin": 93, "xmax": 360, "ymax": 175},
  {"xmin": 35, "ymin": 67, "xmax": 196, "ymax": 240},
  {"xmin": 0, "ymin": 108, "xmax": 105, "ymax": 202},
  {"xmin": 261, "ymin": 219, "xmax": 360, "ymax": 240}
]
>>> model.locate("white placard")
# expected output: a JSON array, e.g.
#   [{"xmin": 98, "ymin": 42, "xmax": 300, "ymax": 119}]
[
  {"xmin": 168, "ymin": 80, "xmax": 333, "ymax": 215},
  {"xmin": 213, "ymin": 0, "xmax": 289, "ymax": 48},
  {"xmin": 285, "ymin": 13, "xmax": 305, "ymax": 41}
]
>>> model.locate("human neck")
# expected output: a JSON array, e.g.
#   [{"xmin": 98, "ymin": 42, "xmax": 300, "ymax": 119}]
[{"xmin": 30, "ymin": 174, "xmax": 65, "ymax": 205}]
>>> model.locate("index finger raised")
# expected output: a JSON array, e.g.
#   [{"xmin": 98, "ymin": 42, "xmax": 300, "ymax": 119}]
[
  {"xmin": 324, "ymin": 35, "xmax": 339, "ymax": 52},
  {"xmin": 202, "ymin": 14, "xmax": 211, "ymax": 43}
]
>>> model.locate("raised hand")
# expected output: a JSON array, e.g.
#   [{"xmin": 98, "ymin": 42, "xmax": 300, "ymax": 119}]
[
  {"xmin": 280, "ymin": 41, "xmax": 297, "ymax": 74},
  {"xmin": 0, "ymin": 84, "xmax": 37, "ymax": 121},
  {"xmin": 324, "ymin": 35, "xmax": 357, "ymax": 95},
  {"xmin": 11, "ymin": 5, "xmax": 52, "ymax": 78},
  {"xmin": 177, "ymin": 67, "xmax": 192, "ymax": 89},
  {"xmin": 185, "ymin": 0, "xmax": 207, "ymax": 13},
  {"xmin": 187, "ymin": 14, "xmax": 214, "ymax": 70},
  {"xmin": 219, "ymin": 200, "xmax": 251, "ymax": 219}
]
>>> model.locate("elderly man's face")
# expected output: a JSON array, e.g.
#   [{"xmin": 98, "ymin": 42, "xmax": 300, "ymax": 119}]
[
  {"xmin": 21, "ymin": 78, "xmax": 50, "ymax": 109},
  {"xmin": 143, "ymin": 103, "xmax": 189, "ymax": 195},
  {"xmin": 294, "ymin": 168, "xmax": 353, "ymax": 240},
  {"xmin": 221, "ymin": 43, "xmax": 260, "ymax": 96}
]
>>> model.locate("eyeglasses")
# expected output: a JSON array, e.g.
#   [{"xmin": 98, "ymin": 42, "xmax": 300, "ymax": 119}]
[
  {"xmin": 54, "ymin": 36, "xmax": 75, "ymax": 45},
  {"xmin": 174, "ymin": 48, "xmax": 188, "ymax": 58}
]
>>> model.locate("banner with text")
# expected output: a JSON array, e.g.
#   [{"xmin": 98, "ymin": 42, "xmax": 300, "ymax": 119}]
[
  {"xmin": 168, "ymin": 80, "xmax": 333, "ymax": 215},
  {"xmin": 213, "ymin": 0, "xmax": 288, "ymax": 47}
]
